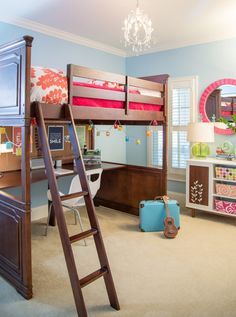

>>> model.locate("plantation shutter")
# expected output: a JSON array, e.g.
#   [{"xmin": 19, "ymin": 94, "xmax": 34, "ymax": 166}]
[
  {"xmin": 169, "ymin": 77, "xmax": 197, "ymax": 176},
  {"xmin": 152, "ymin": 129, "xmax": 163, "ymax": 167},
  {"xmin": 147, "ymin": 126, "xmax": 163, "ymax": 168},
  {"xmin": 171, "ymin": 87, "xmax": 190, "ymax": 169}
]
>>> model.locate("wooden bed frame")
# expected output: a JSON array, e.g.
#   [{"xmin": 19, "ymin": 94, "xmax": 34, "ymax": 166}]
[{"xmin": 0, "ymin": 36, "xmax": 168, "ymax": 301}]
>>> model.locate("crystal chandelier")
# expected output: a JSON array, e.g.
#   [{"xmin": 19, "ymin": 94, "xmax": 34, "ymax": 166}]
[{"xmin": 123, "ymin": 0, "xmax": 153, "ymax": 54}]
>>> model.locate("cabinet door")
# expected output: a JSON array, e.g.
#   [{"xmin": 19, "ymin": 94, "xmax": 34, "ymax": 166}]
[{"xmin": 189, "ymin": 165, "xmax": 209, "ymax": 207}]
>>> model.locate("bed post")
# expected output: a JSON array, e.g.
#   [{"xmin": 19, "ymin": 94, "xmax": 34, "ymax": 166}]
[
  {"xmin": 21, "ymin": 36, "xmax": 33, "ymax": 297},
  {"xmin": 163, "ymin": 79, "xmax": 168, "ymax": 195},
  {"xmin": 67, "ymin": 64, "xmax": 73, "ymax": 105},
  {"xmin": 125, "ymin": 76, "xmax": 129, "ymax": 115}
]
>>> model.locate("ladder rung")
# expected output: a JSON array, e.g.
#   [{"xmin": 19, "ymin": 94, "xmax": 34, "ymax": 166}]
[
  {"xmin": 44, "ymin": 120, "xmax": 71, "ymax": 124},
  {"xmin": 69, "ymin": 228, "xmax": 98, "ymax": 244},
  {"xmin": 80, "ymin": 267, "xmax": 108, "ymax": 288},
  {"xmin": 61, "ymin": 191, "xmax": 88, "ymax": 201}
]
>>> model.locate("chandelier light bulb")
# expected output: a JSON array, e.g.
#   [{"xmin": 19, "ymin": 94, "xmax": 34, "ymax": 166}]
[{"xmin": 123, "ymin": 0, "xmax": 153, "ymax": 54}]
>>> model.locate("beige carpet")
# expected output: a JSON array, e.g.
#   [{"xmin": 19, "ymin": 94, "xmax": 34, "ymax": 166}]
[{"xmin": 1, "ymin": 206, "xmax": 236, "ymax": 317}]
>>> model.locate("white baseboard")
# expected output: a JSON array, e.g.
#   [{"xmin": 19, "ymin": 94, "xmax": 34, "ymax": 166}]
[
  {"xmin": 31, "ymin": 204, "xmax": 48, "ymax": 222},
  {"xmin": 167, "ymin": 191, "xmax": 186, "ymax": 210}
]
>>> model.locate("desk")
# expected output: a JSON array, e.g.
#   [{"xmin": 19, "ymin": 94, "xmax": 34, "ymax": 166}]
[
  {"xmin": 0, "ymin": 162, "xmax": 125, "ymax": 225},
  {"xmin": 0, "ymin": 162, "xmax": 125, "ymax": 191}
]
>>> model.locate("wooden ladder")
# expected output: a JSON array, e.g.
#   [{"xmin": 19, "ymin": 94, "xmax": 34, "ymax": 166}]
[{"xmin": 35, "ymin": 103, "xmax": 120, "ymax": 317}]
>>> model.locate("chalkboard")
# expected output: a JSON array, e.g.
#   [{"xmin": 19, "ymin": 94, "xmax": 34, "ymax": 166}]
[{"xmin": 48, "ymin": 126, "xmax": 64, "ymax": 151}]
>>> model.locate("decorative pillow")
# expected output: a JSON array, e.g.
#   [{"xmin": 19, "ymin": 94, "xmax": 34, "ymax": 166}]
[
  {"xmin": 102, "ymin": 81, "xmax": 123, "ymax": 89},
  {"xmin": 88, "ymin": 79, "xmax": 123, "ymax": 90},
  {"xmin": 30, "ymin": 66, "xmax": 68, "ymax": 104}
]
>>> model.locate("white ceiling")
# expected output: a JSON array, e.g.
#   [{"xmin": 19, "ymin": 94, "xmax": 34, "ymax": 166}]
[{"xmin": 1, "ymin": 0, "xmax": 236, "ymax": 56}]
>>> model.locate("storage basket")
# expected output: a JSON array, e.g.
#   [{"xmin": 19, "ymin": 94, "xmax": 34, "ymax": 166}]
[
  {"xmin": 215, "ymin": 199, "xmax": 236, "ymax": 215},
  {"xmin": 215, "ymin": 166, "xmax": 236, "ymax": 180},
  {"xmin": 215, "ymin": 183, "xmax": 236, "ymax": 197}
]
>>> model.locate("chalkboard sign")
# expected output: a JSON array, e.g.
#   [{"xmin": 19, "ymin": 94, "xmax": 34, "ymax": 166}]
[{"xmin": 48, "ymin": 126, "xmax": 64, "ymax": 151}]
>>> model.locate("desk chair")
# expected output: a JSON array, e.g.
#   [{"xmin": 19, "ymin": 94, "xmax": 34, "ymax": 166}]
[{"xmin": 46, "ymin": 168, "xmax": 103, "ymax": 245}]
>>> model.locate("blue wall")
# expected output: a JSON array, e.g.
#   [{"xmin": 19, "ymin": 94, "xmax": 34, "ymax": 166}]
[
  {"xmin": 126, "ymin": 38, "xmax": 236, "ymax": 89},
  {"xmin": 126, "ymin": 126, "xmax": 147, "ymax": 166},
  {"xmin": 0, "ymin": 22, "xmax": 125, "ymax": 73},
  {"xmin": 94, "ymin": 125, "xmax": 127, "ymax": 164}
]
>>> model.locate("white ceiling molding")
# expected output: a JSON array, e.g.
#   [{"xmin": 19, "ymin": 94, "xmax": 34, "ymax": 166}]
[
  {"xmin": 137, "ymin": 35, "xmax": 236, "ymax": 57},
  {"xmin": 0, "ymin": 16, "xmax": 127, "ymax": 57}
]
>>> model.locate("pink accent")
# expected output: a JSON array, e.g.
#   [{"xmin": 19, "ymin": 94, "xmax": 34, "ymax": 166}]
[
  {"xmin": 199, "ymin": 78, "xmax": 236, "ymax": 135},
  {"xmin": 215, "ymin": 184, "xmax": 236, "ymax": 197},
  {"xmin": 72, "ymin": 82, "xmax": 162, "ymax": 111},
  {"xmin": 215, "ymin": 199, "xmax": 236, "ymax": 215}
]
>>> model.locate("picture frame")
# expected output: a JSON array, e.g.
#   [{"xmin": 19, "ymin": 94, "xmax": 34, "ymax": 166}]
[{"xmin": 48, "ymin": 126, "xmax": 64, "ymax": 151}]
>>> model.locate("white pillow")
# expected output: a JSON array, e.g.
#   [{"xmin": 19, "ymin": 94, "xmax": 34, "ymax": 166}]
[{"xmin": 138, "ymin": 88, "xmax": 161, "ymax": 98}]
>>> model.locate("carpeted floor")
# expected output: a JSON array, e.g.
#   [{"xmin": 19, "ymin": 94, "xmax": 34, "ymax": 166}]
[{"xmin": 0, "ymin": 206, "xmax": 236, "ymax": 317}]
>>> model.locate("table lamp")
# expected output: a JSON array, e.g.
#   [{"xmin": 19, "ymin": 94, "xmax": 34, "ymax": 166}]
[{"xmin": 187, "ymin": 122, "xmax": 215, "ymax": 159}]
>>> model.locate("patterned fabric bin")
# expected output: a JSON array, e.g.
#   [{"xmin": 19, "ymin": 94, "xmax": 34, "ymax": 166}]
[
  {"xmin": 215, "ymin": 166, "xmax": 236, "ymax": 181},
  {"xmin": 215, "ymin": 199, "xmax": 236, "ymax": 215},
  {"xmin": 215, "ymin": 183, "xmax": 236, "ymax": 197}
]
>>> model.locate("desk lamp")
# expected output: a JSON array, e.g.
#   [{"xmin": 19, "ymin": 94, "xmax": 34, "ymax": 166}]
[{"xmin": 187, "ymin": 122, "xmax": 215, "ymax": 159}]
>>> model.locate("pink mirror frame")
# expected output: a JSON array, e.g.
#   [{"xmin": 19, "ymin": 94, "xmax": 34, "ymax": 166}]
[{"xmin": 199, "ymin": 78, "xmax": 236, "ymax": 135}]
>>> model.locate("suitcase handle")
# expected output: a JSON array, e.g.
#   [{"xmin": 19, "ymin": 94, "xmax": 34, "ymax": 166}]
[{"xmin": 154, "ymin": 195, "xmax": 169, "ymax": 201}]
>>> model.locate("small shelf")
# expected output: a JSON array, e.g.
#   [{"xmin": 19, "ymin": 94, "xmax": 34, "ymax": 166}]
[
  {"xmin": 211, "ymin": 209, "xmax": 236, "ymax": 218},
  {"xmin": 213, "ymin": 178, "xmax": 236, "ymax": 183},
  {"xmin": 213, "ymin": 193, "xmax": 236, "ymax": 200},
  {"xmin": 187, "ymin": 159, "xmax": 236, "ymax": 221}
]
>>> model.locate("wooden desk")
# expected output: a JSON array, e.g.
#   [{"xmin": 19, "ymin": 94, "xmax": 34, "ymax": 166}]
[
  {"xmin": 0, "ymin": 162, "xmax": 126, "ymax": 225},
  {"xmin": 0, "ymin": 162, "xmax": 125, "ymax": 190}
]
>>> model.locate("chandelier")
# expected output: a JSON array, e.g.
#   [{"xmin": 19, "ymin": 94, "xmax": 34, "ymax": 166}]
[{"xmin": 123, "ymin": 0, "xmax": 153, "ymax": 54}]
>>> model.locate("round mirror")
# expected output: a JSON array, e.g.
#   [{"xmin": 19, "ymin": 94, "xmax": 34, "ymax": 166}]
[{"xmin": 199, "ymin": 78, "xmax": 236, "ymax": 135}]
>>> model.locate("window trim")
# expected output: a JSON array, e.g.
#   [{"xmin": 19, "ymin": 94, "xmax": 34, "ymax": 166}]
[{"xmin": 168, "ymin": 76, "xmax": 198, "ymax": 180}]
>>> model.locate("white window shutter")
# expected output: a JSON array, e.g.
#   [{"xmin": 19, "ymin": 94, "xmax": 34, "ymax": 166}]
[
  {"xmin": 147, "ymin": 127, "xmax": 163, "ymax": 168},
  {"xmin": 169, "ymin": 77, "xmax": 197, "ymax": 176}
]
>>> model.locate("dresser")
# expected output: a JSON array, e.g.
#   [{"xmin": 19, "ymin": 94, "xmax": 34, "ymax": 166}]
[{"xmin": 186, "ymin": 158, "xmax": 236, "ymax": 218}]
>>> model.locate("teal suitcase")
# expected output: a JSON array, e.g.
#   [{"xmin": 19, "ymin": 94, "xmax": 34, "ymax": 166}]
[{"xmin": 139, "ymin": 199, "xmax": 180, "ymax": 232}]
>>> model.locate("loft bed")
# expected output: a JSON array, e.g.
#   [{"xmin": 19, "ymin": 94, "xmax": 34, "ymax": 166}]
[
  {"xmin": 0, "ymin": 36, "xmax": 168, "ymax": 302},
  {"xmin": 29, "ymin": 65, "xmax": 166, "ymax": 123}
]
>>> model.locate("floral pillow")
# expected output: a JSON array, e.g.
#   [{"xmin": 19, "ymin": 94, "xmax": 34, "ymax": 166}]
[{"xmin": 30, "ymin": 66, "xmax": 68, "ymax": 104}]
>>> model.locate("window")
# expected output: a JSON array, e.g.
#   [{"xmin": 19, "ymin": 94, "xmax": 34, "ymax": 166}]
[
  {"xmin": 147, "ymin": 126, "xmax": 163, "ymax": 168},
  {"xmin": 168, "ymin": 77, "xmax": 198, "ymax": 179}
]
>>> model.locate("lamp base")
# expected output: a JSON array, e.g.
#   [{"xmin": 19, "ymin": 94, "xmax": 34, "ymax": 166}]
[{"xmin": 191, "ymin": 142, "xmax": 210, "ymax": 159}]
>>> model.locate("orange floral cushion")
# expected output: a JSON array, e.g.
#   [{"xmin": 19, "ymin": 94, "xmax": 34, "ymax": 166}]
[{"xmin": 30, "ymin": 66, "xmax": 68, "ymax": 104}]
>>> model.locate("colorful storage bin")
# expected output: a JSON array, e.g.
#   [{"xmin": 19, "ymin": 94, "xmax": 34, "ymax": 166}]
[
  {"xmin": 215, "ymin": 183, "xmax": 236, "ymax": 197},
  {"xmin": 215, "ymin": 199, "xmax": 236, "ymax": 215},
  {"xmin": 215, "ymin": 166, "xmax": 236, "ymax": 181}
]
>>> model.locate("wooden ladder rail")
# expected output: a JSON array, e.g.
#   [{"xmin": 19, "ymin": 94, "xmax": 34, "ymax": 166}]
[{"xmin": 35, "ymin": 103, "xmax": 120, "ymax": 317}]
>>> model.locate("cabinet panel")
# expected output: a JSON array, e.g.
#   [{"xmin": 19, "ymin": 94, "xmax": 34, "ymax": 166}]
[{"xmin": 189, "ymin": 165, "xmax": 209, "ymax": 206}]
